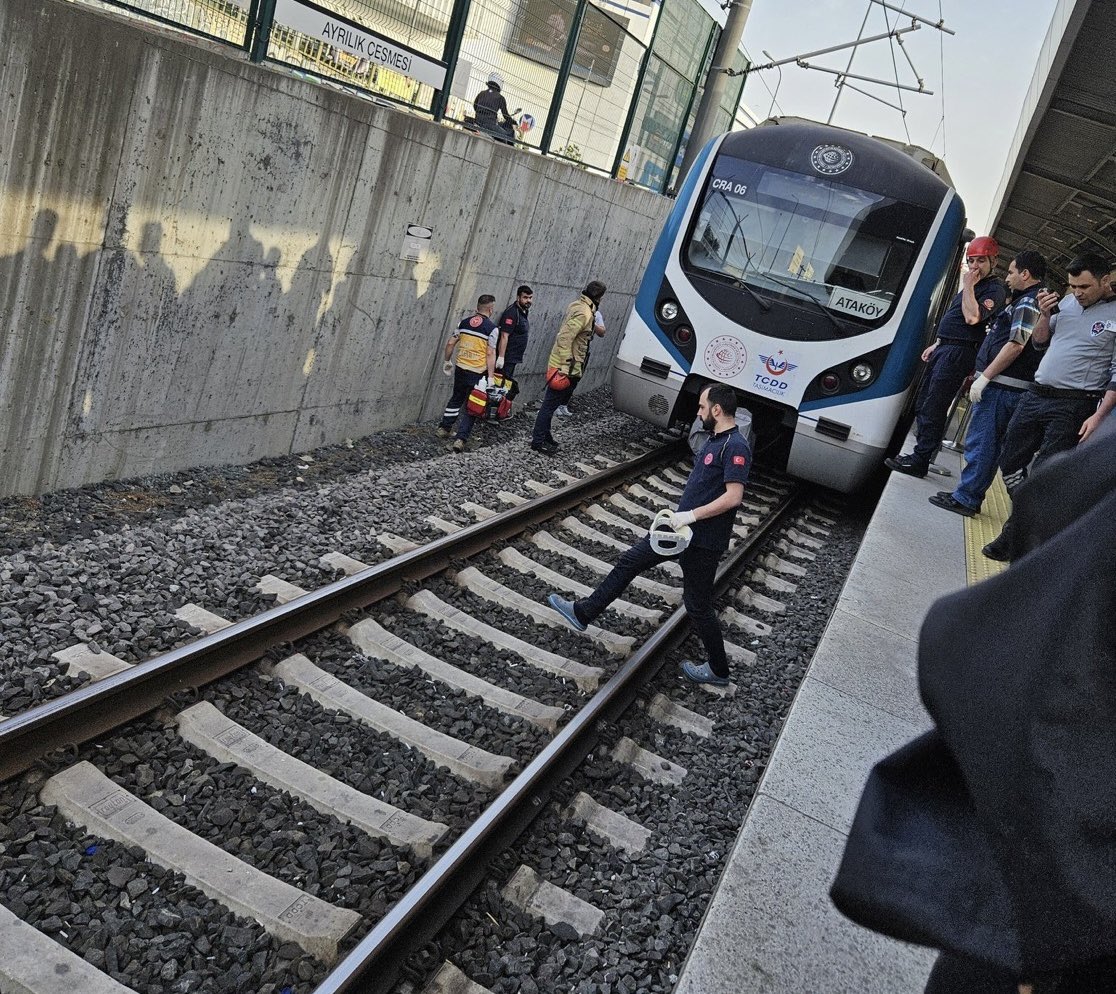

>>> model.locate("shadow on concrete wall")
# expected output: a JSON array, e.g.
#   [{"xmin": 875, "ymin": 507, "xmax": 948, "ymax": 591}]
[{"xmin": 1, "ymin": 194, "xmax": 639, "ymax": 498}]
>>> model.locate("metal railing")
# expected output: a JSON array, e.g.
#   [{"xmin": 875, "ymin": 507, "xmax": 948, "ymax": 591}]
[{"xmin": 75, "ymin": 0, "xmax": 748, "ymax": 194}]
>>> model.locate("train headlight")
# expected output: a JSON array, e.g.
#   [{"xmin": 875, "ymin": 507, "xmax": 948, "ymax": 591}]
[
  {"xmin": 674, "ymin": 325, "xmax": 693, "ymax": 345},
  {"xmin": 659, "ymin": 300, "xmax": 680, "ymax": 323},
  {"xmin": 851, "ymin": 362, "xmax": 874, "ymax": 386},
  {"xmin": 820, "ymin": 371, "xmax": 841, "ymax": 394}
]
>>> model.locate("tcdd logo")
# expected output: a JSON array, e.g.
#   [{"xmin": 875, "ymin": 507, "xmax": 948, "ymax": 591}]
[
  {"xmin": 760, "ymin": 350, "xmax": 798, "ymax": 377},
  {"xmin": 755, "ymin": 374, "xmax": 788, "ymax": 389}
]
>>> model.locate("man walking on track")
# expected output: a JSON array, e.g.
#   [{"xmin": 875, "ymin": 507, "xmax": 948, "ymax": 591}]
[
  {"xmin": 548, "ymin": 383, "xmax": 751, "ymax": 687},
  {"xmin": 530, "ymin": 280, "xmax": 605, "ymax": 455}
]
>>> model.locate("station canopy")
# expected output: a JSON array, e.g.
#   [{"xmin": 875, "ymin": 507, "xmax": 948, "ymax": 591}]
[{"xmin": 989, "ymin": 0, "xmax": 1115, "ymax": 281}]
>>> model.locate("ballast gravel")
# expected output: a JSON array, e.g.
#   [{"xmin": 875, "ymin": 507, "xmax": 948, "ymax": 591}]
[
  {"xmin": 0, "ymin": 776, "xmax": 331, "ymax": 993},
  {"xmin": 299, "ymin": 627, "xmax": 549, "ymax": 762},
  {"xmin": 0, "ymin": 389, "xmax": 671, "ymax": 720},
  {"xmin": 420, "ymin": 577, "xmax": 620, "ymax": 672},
  {"xmin": 205, "ymin": 666, "xmax": 483, "ymax": 829},
  {"xmin": 395, "ymin": 497, "xmax": 870, "ymax": 994},
  {"xmin": 371, "ymin": 606, "xmax": 588, "ymax": 713}
]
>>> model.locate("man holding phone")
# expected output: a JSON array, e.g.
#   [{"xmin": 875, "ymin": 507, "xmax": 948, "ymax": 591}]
[{"xmin": 982, "ymin": 253, "xmax": 1116, "ymax": 560}]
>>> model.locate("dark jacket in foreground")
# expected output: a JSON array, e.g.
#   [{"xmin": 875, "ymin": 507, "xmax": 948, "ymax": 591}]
[{"xmin": 831, "ymin": 419, "xmax": 1116, "ymax": 978}]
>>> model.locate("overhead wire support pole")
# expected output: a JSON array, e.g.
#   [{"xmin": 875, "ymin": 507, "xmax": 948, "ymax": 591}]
[
  {"xmin": 801, "ymin": 62, "xmax": 933, "ymax": 94},
  {"xmin": 839, "ymin": 81, "xmax": 909, "ymax": 116},
  {"xmin": 894, "ymin": 30, "xmax": 924, "ymax": 88},
  {"xmin": 827, "ymin": 3, "xmax": 871, "ymax": 124},
  {"xmin": 869, "ymin": 0, "xmax": 955, "ymax": 34},
  {"xmin": 751, "ymin": 23, "xmax": 921, "ymax": 73}
]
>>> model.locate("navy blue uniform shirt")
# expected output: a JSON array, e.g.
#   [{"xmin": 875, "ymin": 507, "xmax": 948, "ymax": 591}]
[
  {"xmin": 677, "ymin": 427, "xmax": 752, "ymax": 551},
  {"xmin": 935, "ymin": 276, "xmax": 1006, "ymax": 344},
  {"xmin": 497, "ymin": 304, "xmax": 531, "ymax": 364}
]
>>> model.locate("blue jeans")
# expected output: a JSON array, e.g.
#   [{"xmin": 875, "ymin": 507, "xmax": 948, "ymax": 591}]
[
  {"xmin": 911, "ymin": 341, "xmax": 979, "ymax": 468},
  {"xmin": 951, "ymin": 384, "xmax": 1022, "ymax": 511},
  {"xmin": 575, "ymin": 536, "xmax": 729, "ymax": 678}
]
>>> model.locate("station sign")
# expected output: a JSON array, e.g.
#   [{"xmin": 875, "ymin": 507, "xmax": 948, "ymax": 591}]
[{"xmin": 273, "ymin": 0, "xmax": 448, "ymax": 90}]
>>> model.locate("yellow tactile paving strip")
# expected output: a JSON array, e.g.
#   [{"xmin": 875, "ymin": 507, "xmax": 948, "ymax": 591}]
[{"xmin": 964, "ymin": 472, "xmax": 1011, "ymax": 585}]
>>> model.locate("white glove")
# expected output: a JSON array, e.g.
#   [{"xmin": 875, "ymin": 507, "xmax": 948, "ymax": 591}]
[
  {"xmin": 495, "ymin": 356, "xmax": 505, "ymax": 371},
  {"xmin": 670, "ymin": 509, "xmax": 697, "ymax": 529},
  {"xmin": 969, "ymin": 374, "xmax": 990, "ymax": 404},
  {"xmin": 442, "ymin": 360, "xmax": 454, "ymax": 376}
]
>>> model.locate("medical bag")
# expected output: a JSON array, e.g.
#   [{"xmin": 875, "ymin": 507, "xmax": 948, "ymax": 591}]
[{"xmin": 484, "ymin": 373, "xmax": 518, "ymax": 421}]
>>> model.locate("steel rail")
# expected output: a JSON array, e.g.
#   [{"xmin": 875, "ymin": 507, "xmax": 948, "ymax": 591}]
[
  {"xmin": 0, "ymin": 441, "xmax": 687, "ymax": 783},
  {"xmin": 314, "ymin": 483, "xmax": 807, "ymax": 994}
]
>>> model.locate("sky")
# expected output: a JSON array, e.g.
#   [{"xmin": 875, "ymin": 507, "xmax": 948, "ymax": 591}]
[{"xmin": 737, "ymin": 0, "xmax": 1062, "ymax": 232}]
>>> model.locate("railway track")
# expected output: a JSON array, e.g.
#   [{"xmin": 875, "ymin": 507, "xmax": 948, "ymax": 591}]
[{"xmin": 0, "ymin": 436, "xmax": 830, "ymax": 994}]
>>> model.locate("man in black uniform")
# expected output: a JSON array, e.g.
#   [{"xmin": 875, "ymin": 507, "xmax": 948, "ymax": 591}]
[
  {"xmin": 887, "ymin": 235, "xmax": 1007, "ymax": 477},
  {"xmin": 548, "ymin": 384, "xmax": 751, "ymax": 687},
  {"xmin": 928, "ymin": 250, "xmax": 1046, "ymax": 516},
  {"xmin": 473, "ymin": 74, "xmax": 515, "ymax": 141},
  {"xmin": 494, "ymin": 285, "xmax": 533, "ymax": 381}
]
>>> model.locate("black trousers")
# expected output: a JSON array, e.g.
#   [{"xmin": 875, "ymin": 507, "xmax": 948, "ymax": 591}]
[
  {"xmin": 574, "ymin": 536, "xmax": 729, "ymax": 677},
  {"xmin": 440, "ymin": 367, "xmax": 483, "ymax": 439},
  {"xmin": 911, "ymin": 341, "xmax": 979, "ymax": 467},
  {"xmin": 998, "ymin": 391, "xmax": 1098, "ymax": 485},
  {"xmin": 991, "ymin": 391, "xmax": 1097, "ymax": 553}
]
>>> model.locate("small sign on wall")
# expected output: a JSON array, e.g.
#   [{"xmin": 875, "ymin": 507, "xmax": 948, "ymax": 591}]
[{"xmin": 401, "ymin": 223, "xmax": 432, "ymax": 262}]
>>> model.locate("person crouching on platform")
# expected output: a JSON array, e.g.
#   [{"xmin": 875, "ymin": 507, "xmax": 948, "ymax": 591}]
[
  {"xmin": 437, "ymin": 294, "xmax": 498, "ymax": 453},
  {"xmin": 530, "ymin": 280, "xmax": 605, "ymax": 455},
  {"xmin": 548, "ymin": 384, "xmax": 751, "ymax": 687}
]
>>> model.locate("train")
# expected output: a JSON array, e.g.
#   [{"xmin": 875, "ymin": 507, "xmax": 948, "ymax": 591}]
[{"xmin": 612, "ymin": 117, "xmax": 970, "ymax": 491}]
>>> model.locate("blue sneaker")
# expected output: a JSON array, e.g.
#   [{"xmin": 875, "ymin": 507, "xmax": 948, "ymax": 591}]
[
  {"xmin": 548, "ymin": 593, "xmax": 587, "ymax": 631},
  {"xmin": 681, "ymin": 660, "xmax": 730, "ymax": 686}
]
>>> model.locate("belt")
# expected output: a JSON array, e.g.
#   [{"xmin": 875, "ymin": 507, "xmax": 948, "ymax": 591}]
[
  {"xmin": 991, "ymin": 374, "xmax": 1032, "ymax": 392},
  {"xmin": 938, "ymin": 338, "xmax": 980, "ymax": 348},
  {"xmin": 1029, "ymin": 382, "xmax": 1103, "ymax": 400}
]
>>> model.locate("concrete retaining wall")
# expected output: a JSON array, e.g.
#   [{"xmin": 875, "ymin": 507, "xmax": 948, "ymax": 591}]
[{"xmin": 0, "ymin": 0, "xmax": 671, "ymax": 496}]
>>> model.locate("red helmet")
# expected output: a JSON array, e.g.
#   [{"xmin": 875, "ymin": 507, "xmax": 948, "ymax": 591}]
[{"xmin": 966, "ymin": 235, "xmax": 999, "ymax": 259}]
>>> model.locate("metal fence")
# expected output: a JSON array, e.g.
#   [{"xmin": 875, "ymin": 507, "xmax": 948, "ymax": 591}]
[{"xmin": 80, "ymin": 0, "xmax": 748, "ymax": 194}]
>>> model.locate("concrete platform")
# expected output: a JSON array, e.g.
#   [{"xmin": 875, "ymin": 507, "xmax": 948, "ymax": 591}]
[{"xmin": 675, "ymin": 445, "xmax": 982, "ymax": 994}]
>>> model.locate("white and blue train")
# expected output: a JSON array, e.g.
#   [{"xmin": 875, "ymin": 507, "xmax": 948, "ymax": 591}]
[{"xmin": 613, "ymin": 118, "xmax": 970, "ymax": 491}]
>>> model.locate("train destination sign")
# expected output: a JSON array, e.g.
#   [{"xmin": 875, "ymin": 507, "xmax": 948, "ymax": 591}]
[
  {"xmin": 274, "ymin": 0, "xmax": 447, "ymax": 90},
  {"xmin": 826, "ymin": 287, "xmax": 889, "ymax": 320}
]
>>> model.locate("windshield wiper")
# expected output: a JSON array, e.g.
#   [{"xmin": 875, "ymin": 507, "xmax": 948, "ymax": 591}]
[
  {"xmin": 690, "ymin": 268, "xmax": 772, "ymax": 313},
  {"xmin": 731, "ymin": 276, "xmax": 771, "ymax": 312},
  {"xmin": 755, "ymin": 271, "xmax": 844, "ymax": 334}
]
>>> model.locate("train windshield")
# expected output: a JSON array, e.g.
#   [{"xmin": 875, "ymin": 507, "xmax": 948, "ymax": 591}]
[{"xmin": 685, "ymin": 157, "xmax": 937, "ymax": 333}]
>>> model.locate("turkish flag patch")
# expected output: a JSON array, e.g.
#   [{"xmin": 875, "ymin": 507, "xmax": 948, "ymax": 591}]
[
  {"xmin": 733, "ymin": 455, "xmax": 747, "ymax": 466},
  {"xmin": 504, "ymin": 317, "xmax": 514, "ymax": 325}
]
